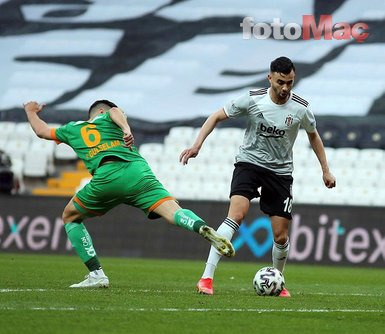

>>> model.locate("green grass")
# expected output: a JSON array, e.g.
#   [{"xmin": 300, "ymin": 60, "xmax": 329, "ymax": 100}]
[{"xmin": 0, "ymin": 254, "xmax": 384, "ymax": 334}]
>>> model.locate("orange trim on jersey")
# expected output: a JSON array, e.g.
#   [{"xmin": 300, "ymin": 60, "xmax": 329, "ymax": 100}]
[
  {"xmin": 73, "ymin": 196, "xmax": 103, "ymax": 216},
  {"xmin": 148, "ymin": 196, "xmax": 175, "ymax": 213},
  {"xmin": 50, "ymin": 128, "xmax": 61, "ymax": 144}
]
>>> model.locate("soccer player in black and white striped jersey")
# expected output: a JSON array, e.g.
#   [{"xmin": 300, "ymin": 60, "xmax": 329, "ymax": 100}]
[{"xmin": 180, "ymin": 57, "xmax": 336, "ymax": 297}]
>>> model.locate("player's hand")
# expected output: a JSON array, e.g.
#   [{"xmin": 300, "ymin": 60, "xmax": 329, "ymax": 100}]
[
  {"xmin": 323, "ymin": 171, "xmax": 336, "ymax": 188},
  {"xmin": 123, "ymin": 131, "xmax": 134, "ymax": 150},
  {"xmin": 179, "ymin": 147, "xmax": 199, "ymax": 165},
  {"xmin": 23, "ymin": 101, "xmax": 46, "ymax": 114}
]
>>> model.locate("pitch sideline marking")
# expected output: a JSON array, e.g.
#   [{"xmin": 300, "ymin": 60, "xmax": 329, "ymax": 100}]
[
  {"xmin": 0, "ymin": 306, "xmax": 383, "ymax": 313},
  {"xmin": 0, "ymin": 288, "xmax": 382, "ymax": 297},
  {"xmin": 0, "ymin": 289, "xmax": 48, "ymax": 292}
]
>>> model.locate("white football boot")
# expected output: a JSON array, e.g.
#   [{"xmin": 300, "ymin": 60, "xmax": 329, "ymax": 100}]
[
  {"xmin": 70, "ymin": 269, "xmax": 109, "ymax": 288},
  {"xmin": 199, "ymin": 226, "xmax": 235, "ymax": 258}
]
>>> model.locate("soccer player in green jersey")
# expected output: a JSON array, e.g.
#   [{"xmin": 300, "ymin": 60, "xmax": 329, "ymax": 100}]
[
  {"xmin": 180, "ymin": 57, "xmax": 336, "ymax": 297},
  {"xmin": 23, "ymin": 99, "xmax": 234, "ymax": 288}
]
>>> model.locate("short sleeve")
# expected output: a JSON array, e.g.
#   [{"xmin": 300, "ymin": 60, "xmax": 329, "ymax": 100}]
[
  {"xmin": 300, "ymin": 105, "xmax": 316, "ymax": 133},
  {"xmin": 54, "ymin": 123, "xmax": 72, "ymax": 144},
  {"xmin": 223, "ymin": 92, "xmax": 250, "ymax": 118}
]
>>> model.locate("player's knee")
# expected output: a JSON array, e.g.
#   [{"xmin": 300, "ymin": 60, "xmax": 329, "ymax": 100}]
[
  {"xmin": 62, "ymin": 210, "xmax": 70, "ymax": 224},
  {"xmin": 62, "ymin": 208, "xmax": 75, "ymax": 223},
  {"xmin": 228, "ymin": 212, "xmax": 246, "ymax": 225},
  {"xmin": 62, "ymin": 201, "xmax": 83, "ymax": 223},
  {"xmin": 274, "ymin": 234, "xmax": 288, "ymax": 245}
]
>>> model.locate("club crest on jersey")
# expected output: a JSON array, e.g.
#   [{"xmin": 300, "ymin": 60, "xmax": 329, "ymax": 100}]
[{"xmin": 285, "ymin": 114, "xmax": 294, "ymax": 126}]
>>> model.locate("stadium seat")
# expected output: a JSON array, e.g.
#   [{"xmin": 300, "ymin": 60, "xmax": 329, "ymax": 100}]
[
  {"xmin": 348, "ymin": 167, "xmax": 380, "ymax": 187},
  {"xmin": 23, "ymin": 151, "xmax": 49, "ymax": 177},
  {"xmin": 179, "ymin": 163, "xmax": 205, "ymax": 182},
  {"xmin": 168, "ymin": 180, "xmax": 201, "ymax": 200},
  {"xmin": 355, "ymin": 149, "xmax": 384, "ymax": 169},
  {"xmin": 321, "ymin": 186, "xmax": 352, "ymax": 206},
  {"xmin": 323, "ymin": 147, "xmax": 336, "ymax": 164},
  {"xmin": 197, "ymin": 181, "xmax": 230, "ymax": 201},
  {"xmin": 215, "ymin": 127, "xmax": 244, "ymax": 147},
  {"xmin": 146, "ymin": 162, "xmax": 160, "ymax": 177},
  {"xmin": 0, "ymin": 138, "xmax": 6, "ymax": 151},
  {"xmin": 332, "ymin": 167, "xmax": 356, "ymax": 188},
  {"xmin": 164, "ymin": 126, "xmax": 196, "ymax": 146},
  {"xmin": 30, "ymin": 138, "xmax": 55, "ymax": 154},
  {"xmin": 372, "ymin": 195, "xmax": 385, "ymax": 207},
  {"xmin": 0, "ymin": 121, "xmax": 16, "ymax": 141},
  {"xmin": 30, "ymin": 140, "xmax": 56, "ymax": 175},
  {"xmin": 139, "ymin": 143, "xmax": 164, "ymax": 165},
  {"xmin": 208, "ymin": 145, "xmax": 237, "ymax": 164},
  {"xmin": 156, "ymin": 162, "xmax": 185, "ymax": 183},
  {"xmin": 7, "ymin": 122, "xmax": 36, "ymax": 141},
  {"xmin": 294, "ymin": 166, "xmax": 324, "ymax": 187},
  {"xmin": 4, "ymin": 139, "xmax": 30, "ymax": 160},
  {"xmin": 293, "ymin": 184, "xmax": 327, "ymax": 205},
  {"xmin": 332, "ymin": 148, "xmax": 361, "ymax": 169},
  {"xmin": 292, "ymin": 146, "xmax": 312, "ymax": 168},
  {"xmin": 192, "ymin": 145, "xmax": 215, "ymax": 164},
  {"xmin": 344, "ymin": 186, "xmax": 377, "ymax": 206},
  {"xmin": 202, "ymin": 128, "xmax": 220, "ymax": 148},
  {"xmin": 203, "ymin": 163, "xmax": 234, "ymax": 184}
]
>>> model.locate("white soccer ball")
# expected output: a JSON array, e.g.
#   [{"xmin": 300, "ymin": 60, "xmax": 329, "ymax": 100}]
[{"xmin": 253, "ymin": 267, "xmax": 285, "ymax": 296}]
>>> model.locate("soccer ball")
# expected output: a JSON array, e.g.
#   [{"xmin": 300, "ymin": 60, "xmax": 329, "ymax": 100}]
[{"xmin": 253, "ymin": 267, "xmax": 285, "ymax": 296}]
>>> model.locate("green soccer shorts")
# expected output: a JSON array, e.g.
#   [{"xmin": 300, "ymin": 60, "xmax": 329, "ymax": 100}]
[{"xmin": 73, "ymin": 160, "xmax": 173, "ymax": 219}]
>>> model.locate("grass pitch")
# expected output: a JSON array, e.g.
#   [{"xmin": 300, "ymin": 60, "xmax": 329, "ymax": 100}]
[{"xmin": 0, "ymin": 254, "xmax": 384, "ymax": 334}]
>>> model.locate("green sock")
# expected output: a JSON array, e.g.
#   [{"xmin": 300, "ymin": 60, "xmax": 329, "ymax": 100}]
[
  {"xmin": 174, "ymin": 209, "xmax": 207, "ymax": 233},
  {"xmin": 64, "ymin": 222, "xmax": 101, "ymax": 271}
]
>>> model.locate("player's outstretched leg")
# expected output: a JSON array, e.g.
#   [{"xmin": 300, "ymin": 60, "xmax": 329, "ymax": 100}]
[{"xmin": 153, "ymin": 202, "xmax": 235, "ymax": 258}]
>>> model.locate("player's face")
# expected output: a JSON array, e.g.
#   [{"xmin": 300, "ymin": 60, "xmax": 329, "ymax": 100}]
[{"xmin": 268, "ymin": 70, "xmax": 295, "ymax": 104}]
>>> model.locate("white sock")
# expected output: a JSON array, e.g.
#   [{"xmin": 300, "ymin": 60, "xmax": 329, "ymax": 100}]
[
  {"xmin": 202, "ymin": 218, "xmax": 239, "ymax": 279},
  {"xmin": 93, "ymin": 268, "xmax": 106, "ymax": 277},
  {"xmin": 272, "ymin": 238, "xmax": 290, "ymax": 273}
]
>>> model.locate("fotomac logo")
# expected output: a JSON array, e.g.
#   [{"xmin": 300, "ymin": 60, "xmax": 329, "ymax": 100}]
[{"xmin": 241, "ymin": 15, "xmax": 369, "ymax": 42}]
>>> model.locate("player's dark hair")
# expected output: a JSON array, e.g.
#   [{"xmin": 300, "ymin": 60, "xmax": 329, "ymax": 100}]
[
  {"xmin": 88, "ymin": 99, "xmax": 117, "ymax": 117},
  {"xmin": 270, "ymin": 57, "xmax": 295, "ymax": 74}
]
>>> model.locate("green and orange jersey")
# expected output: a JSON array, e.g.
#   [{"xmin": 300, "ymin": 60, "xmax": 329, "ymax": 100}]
[{"xmin": 51, "ymin": 111, "xmax": 145, "ymax": 175}]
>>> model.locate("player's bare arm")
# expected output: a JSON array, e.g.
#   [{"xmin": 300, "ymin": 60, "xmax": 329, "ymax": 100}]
[
  {"xmin": 109, "ymin": 107, "xmax": 134, "ymax": 149},
  {"xmin": 180, "ymin": 108, "xmax": 228, "ymax": 165},
  {"xmin": 307, "ymin": 130, "xmax": 336, "ymax": 188},
  {"xmin": 23, "ymin": 101, "xmax": 52, "ymax": 140}
]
